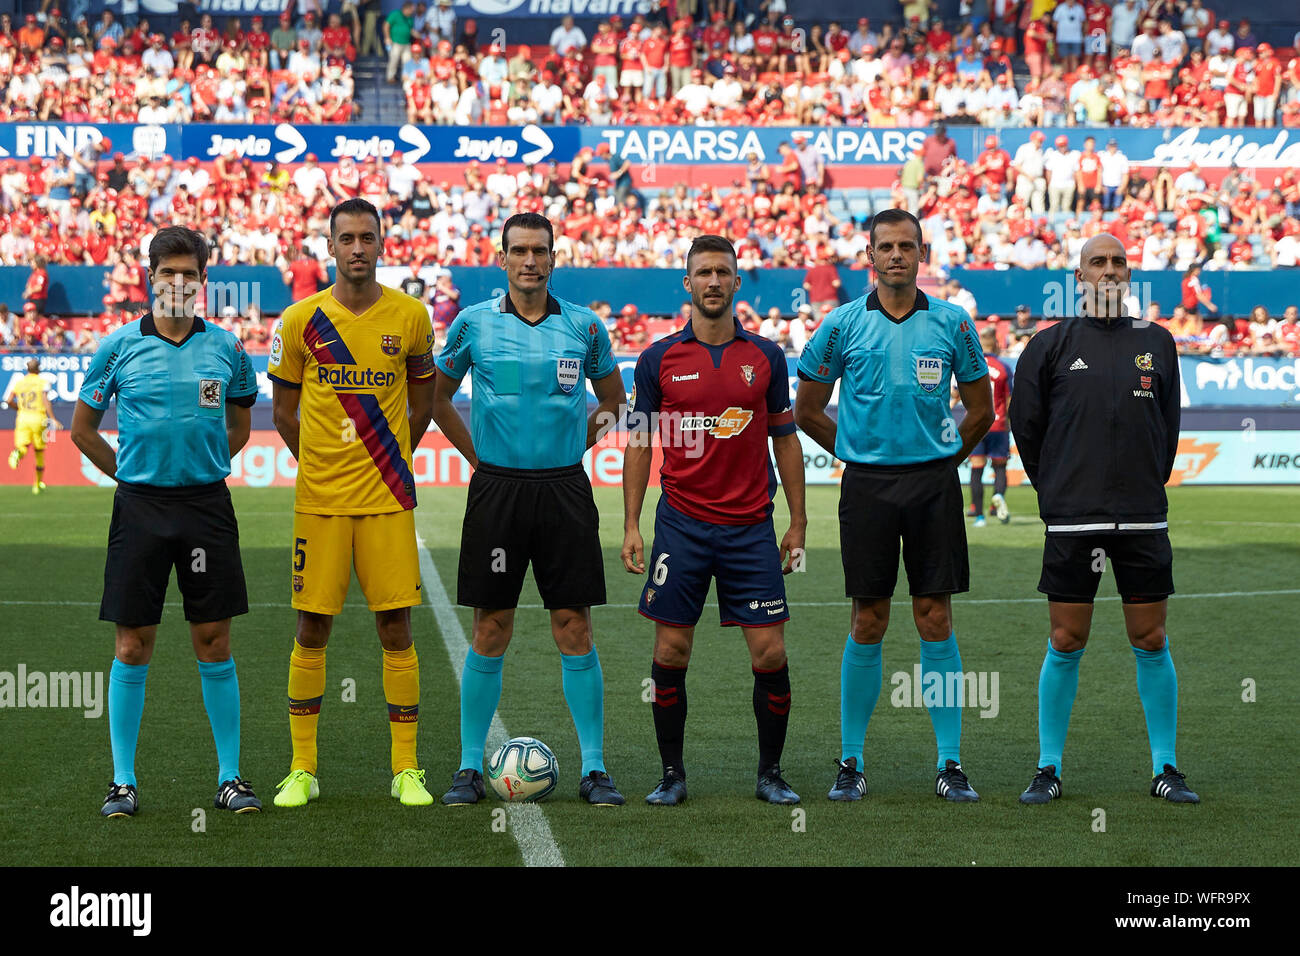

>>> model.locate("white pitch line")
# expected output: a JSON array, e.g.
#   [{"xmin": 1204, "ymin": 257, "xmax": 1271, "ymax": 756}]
[
  {"xmin": 4, "ymin": 588, "xmax": 1300, "ymax": 611},
  {"xmin": 415, "ymin": 529, "xmax": 565, "ymax": 869}
]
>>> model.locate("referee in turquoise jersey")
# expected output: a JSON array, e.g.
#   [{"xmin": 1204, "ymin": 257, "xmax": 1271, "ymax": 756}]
[
  {"xmin": 71, "ymin": 225, "xmax": 262, "ymax": 819},
  {"xmin": 432, "ymin": 212, "xmax": 628, "ymax": 807},
  {"xmin": 794, "ymin": 208, "xmax": 994, "ymax": 803}
]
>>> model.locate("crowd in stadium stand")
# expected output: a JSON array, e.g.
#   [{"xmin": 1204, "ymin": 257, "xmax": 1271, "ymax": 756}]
[
  {"xmin": 3, "ymin": 3, "xmax": 1299, "ymax": 127},
  {"xmin": 1, "ymin": 1, "xmax": 1299, "ymax": 358},
  {"xmin": 0, "ymin": 7, "xmax": 358, "ymax": 123}
]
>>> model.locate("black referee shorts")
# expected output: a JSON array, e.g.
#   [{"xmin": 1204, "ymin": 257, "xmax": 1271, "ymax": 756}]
[
  {"xmin": 1039, "ymin": 532, "xmax": 1174, "ymax": 604},
  {"xmin": 100, "ymin": 480, "xmax": 249, "ymax": 627},
  {"xmin": 839, "ymin": 458, "xmax": 969, "ymax": 599},
  {"xmin": 457, "ymin": 462, "xmax": 606, "ymax": 611}
]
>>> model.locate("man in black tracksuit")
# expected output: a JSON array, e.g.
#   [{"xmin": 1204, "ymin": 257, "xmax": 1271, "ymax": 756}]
[{"xmin": 1010, "ymin": 233, "xmax": 1199, "ymax": 805}]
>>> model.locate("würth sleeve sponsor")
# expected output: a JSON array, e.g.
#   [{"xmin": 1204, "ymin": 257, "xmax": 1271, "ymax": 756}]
[
  {"xmin": 79, "ymin": 333, "xmax": 122, "ymax": 408},
  {"xmin": 797, "ymin": 313, "xmax": 843, "ymax": 383},
  {"xmin": 228, "ymin": 336, "xmax": 258, "ymax": 407},
  {"xmin": 954, "ymin": 316, "xmax": 989, "ymax": 383},
  {"xmin": 585, "ymin": 312, "xmax": 617, "ymax": 380},
  {"xmin": 435, "ymin": 312, "xmax": 473, "ymax": 379}
]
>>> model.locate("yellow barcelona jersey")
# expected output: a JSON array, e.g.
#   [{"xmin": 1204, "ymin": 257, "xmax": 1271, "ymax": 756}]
[
  {"xmin": 269, "ymin": 285, "xmax": 435, "ymax": 515},
  {"xmin": 9, "ymin": 373, "xmax": 48, "ymax": 428}
]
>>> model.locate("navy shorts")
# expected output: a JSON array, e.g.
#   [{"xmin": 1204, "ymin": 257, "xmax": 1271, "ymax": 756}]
[
  {"xmin": 638, "ymin": 497, "xmax": 789, "ymax": 629},
  {"xmin": 1039, "ymin": 532, "xmax": 1174, "ymax": 604},
  {"xmin": 971, "ymin": 429, "xmax": 1010, "ymax": 459},
  {"xmin": 101, "ymin": 480, "xmax": 249, "ymax": 627}
]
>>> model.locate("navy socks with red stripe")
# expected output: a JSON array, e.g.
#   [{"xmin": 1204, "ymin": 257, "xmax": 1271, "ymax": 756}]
[
  {"xmin": 650, "ymin": 659, "xmax": 687, "ymax": 778},
  {"xmin": 753, "ymin": 661, "xmax": 791, "ymax": 774}
]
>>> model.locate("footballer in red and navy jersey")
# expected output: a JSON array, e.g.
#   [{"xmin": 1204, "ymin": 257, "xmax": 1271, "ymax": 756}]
[
  {"xmin": 968, "ymin": 326, "xmax": 1013, "ymax": 521},
  {"xmin": 629, "ymin": 318, "xmax": 795, "ymax": 526},
  {"xmin": 621, "ymin": 235, "xmax": 807, "ymax": 805}
]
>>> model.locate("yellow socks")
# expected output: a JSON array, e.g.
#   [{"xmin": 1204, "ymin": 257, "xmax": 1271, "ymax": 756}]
[
  {"xmin": 287, "ymin": 642, "xmax": 326, "ymax": 774},
  {"xmin": 383, "ymin": 644, "xmax": 420, "ymax": 775}
]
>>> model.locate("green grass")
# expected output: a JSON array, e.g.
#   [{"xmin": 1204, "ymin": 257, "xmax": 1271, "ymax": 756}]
[{"xmin": 1, "ymin": 484, "xmax": 1297, "ymax": 866}]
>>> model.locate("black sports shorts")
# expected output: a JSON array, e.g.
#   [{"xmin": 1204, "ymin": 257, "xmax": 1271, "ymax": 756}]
[
  {"xmin": 839, "ymin": 457, "xmax": 969, "ymax": 599},
  {"xmin": 457, "ymin": 462, "xmax": 607, "ymax": 611},
  {"xmin": 1038, "ymin": 532, "xmax": 1174, "ymax": 604},
  {"xmin": 100, "ymin": 480, "xmax": 249, "ymax": 627}
]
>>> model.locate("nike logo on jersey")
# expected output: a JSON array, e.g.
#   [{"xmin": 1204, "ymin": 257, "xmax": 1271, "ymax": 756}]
[{"xmin": 1070, "ymin": 358, "xmax": 1089, "ymax": 371}]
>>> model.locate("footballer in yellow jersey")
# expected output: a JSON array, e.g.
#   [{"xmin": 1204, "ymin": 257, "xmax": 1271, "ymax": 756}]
[
  {"xmin": 4, "ymin": 358, "xmax": 58, "ymax": 492},
  {"xmin": 269, "ymin": 199, "xmax": 437, "ymax": 809},
  {"xmin": 269, "ymin": 284, "xmax": 435, "ymax": 516}
]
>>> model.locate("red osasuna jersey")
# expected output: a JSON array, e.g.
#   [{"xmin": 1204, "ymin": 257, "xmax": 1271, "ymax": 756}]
[
  {"xmin": 630, "ymin": 319, "xmax": 796, "ymax": 525},
  {"xmin": 985, "ymin": 353, "xmax": 1012, "ymax": 432}
]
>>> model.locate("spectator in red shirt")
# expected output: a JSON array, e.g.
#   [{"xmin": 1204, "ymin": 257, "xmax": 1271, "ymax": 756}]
[
  {"xmin": 702, "ymin": 12, "xmax": 730, "ymax": 54},
  {"xmin": 773, "ymin": 142, "xmax": 802, "ymax": 192},
  {"xmin": 322, "ymin": 13, "xmax": 355, "ymax": 62},
  {"xmin": 23, "ymin": 255, "xmax": 49, "ymax": 312},
  {"xmin": 123, "ymin": 248, "xmax": 149, "ymax": 313},
  {"xmin": 282, "ymin": 243, "xmax": 328, "ymax": 301},
  {"xmin": 640, "ymin": 22, "xmax": 668, "ymax": 100},
  {"xmin": 1180, "ymin": 263, "xmax": 1218, "ymax": 318},
  {"xmin": 973, "ymin": 135, "xmax": 1012, "ymax": 191},
  {"xmin": 668, "ymin": 19, "xmax": 695, "ymax": 93},
  {"xmin": 803, "ymin": 252, "xmax": 842, "ymax": 323},
  {"xmin": 1024, "ymin": 15, "xmax": 1051, "ymax": 80},
  {"xmin": 921, "ymin": 122, "xmax": 958, "ymax": 177}
]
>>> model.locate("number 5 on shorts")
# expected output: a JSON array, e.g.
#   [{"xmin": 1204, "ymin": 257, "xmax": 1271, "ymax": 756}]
[
  {"xmin": 294, "ymin": 537, "xmax": 307, "ymax": 572},
  {"xmin": 653, "ymin": 553, "xmax": 670, "ymax": 586}
]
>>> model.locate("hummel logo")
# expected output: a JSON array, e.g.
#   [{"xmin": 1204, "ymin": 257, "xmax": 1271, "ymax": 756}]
[{"xmin": 1070, "ymin": 358, "xmax": 1089, "ymax": 371}]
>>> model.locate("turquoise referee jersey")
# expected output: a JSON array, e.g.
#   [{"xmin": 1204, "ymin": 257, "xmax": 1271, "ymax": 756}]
[
  {"xmin": 436, "ymin": 292, "xmax": 617, "ymax": 469},
  {"xmin": 80, "ymin": 313, "xmax": 258, "ymax": 486},
  {"xmin": 797, "ymin": 290, "xmax": 987, "ymax": 465}
]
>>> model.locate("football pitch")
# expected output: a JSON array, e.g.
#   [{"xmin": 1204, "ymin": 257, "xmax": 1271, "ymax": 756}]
[{"xmin": 1, "ymin": 484, "xmax": 1296, "ymax": 868}]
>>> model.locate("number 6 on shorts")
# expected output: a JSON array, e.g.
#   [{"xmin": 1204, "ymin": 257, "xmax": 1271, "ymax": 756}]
[{"xmin": 653, "ymin": 553, "xmax": 670, "ymax": 586}]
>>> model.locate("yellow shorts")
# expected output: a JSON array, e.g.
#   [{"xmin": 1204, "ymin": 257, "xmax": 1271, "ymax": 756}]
[
  {"xmin": 291, "ymin": 510, "xmax": 422, "ymax": 615},
  {"xmin": 14, "ymin": 422, "xmax": 45, "ymax": 453}
]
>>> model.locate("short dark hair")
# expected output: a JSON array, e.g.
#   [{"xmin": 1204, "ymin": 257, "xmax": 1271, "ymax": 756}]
[
  {"xmin": 869, "ymin": 208, "xmax": 923, "ymax": 246},
  {"xmin": 500, "ymin": 212, "xmax": 554, "ymax": 254},
  {"xmin": 330, "ymin": 197, "xmax": 382, "ymax": 238},
  {"xmin": 149, "ymin": 225, "xmax": 208, "ymax": 275},
  {"xmin": 686, "ymin": 234, "xmax": 737, "ymax": 272}
]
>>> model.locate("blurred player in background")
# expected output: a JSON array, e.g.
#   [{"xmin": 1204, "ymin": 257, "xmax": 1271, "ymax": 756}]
[
  {"xmin": 1010, "ymin": 233, "xmax": 1197, "ymax": 805},
  {"xmin": 967, "ymin": 325, "xmax": 1013, "ymax": 527},
  {"xmin": 795, "ymin": 208, "xmax": 994, "ymax": 803},
  {"xmin": 71, "ymin": 225, "xmax": 260, "ymax": 818},
  {"xmin": 268, "ymin": 198, "xmax": 438, "ymax": 808},
  {"xmin": 432, "ymin": 211, "xmax": 627, "ymax": 807},
  {"xmin": 622, "ymin": 235, "xmax": 806, "ymax": 807},
  {"xmin": 4, "ymin": 357, "xmax": 58, "ymax": 493}
]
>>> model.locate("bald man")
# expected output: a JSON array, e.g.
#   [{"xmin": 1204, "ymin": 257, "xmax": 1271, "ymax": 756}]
[{"xmin": 1009, "ymin": 234, "xmax": 1198, "ymax": 805}]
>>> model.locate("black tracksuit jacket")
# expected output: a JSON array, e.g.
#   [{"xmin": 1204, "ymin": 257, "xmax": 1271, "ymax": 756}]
[{"xmin": 1009, "ymin": 314, "xmax": 1181, "ymax": 533}]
